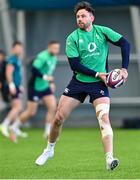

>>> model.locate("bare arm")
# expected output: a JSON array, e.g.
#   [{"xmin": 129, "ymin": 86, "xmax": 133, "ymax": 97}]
[
  {"xmin": 6, "ymin": 64, "xmax": 14, "ymax": 83},
  {"xmin": 6, "ymin": 64, "xmax": 16, "ymax": 94}
]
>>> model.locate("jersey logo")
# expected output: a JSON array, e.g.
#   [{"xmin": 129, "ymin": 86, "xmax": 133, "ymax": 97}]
[
  {"xmin": 79, "ymin": 39, "xmax": 84, "ymax": 43},
  {"xmin": 96, "ymin": 34, "xmax": 100, "ymax": 40},
  {"xmin": 88, "ymin": 42, "xmax": 97, "ymax": 52},
  {"xmin": 100, "ymin": 90, "xmax": 105, "ymax": 95},
  {"xmin": 33, "ymin": 96, "xmax": 39, "ymax": 102},
  {"xmin": 64, "ymin": 88, "xmax": 70, "ymax": 94}
]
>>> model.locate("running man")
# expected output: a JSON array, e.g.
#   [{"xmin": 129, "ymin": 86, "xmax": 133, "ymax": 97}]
[
  {"xmin": 0, "ymin": 41, "xmax": 24, "ymax": 137},
  {"xmin": 10, "ymin": 41, "xmax": 60, "ymax": 141},
  {"xmin": 35, "ymin": 2, "xmax": 130, "ymax": 170}
]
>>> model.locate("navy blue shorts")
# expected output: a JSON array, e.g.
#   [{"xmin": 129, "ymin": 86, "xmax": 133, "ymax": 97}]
[
  {"xmin": 28, "ymin": 87, "xmax": 53, "ymax": 102},
  {"xmin": 63, "ymin": 78, "xmax": 109, "ymax": 103}
]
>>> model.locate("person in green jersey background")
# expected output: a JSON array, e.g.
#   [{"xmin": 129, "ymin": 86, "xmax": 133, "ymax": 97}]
[
  {"xmin": 10, "ymin": 41, "xmax": 60, "ymax": 142},
  {"xmin": 36, "ymin": 2, "xmax": 130, "ymax": 170}
]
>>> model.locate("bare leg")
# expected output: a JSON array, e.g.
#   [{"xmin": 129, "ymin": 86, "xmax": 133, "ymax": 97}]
[
  {"xmin": 19, "ymin": 101, "xmax": 38, "ymax": 123},
  {"xmin": 93, "ymin": 97, "xmax": 113, "ymax": 154},
  {"xmin": 0, "ymin": 99, "xmax": 22, "ymax": 138},
  {"xmin": 43, "ymin": 95, "xmax": 57, "ymax": 137},
  {"xmin": 9, "ymin": 101, "xmax": 38, "ymax": 141},
  {"xmin": 49, "ymin": 95, "xmax": 80, "ymax": 143},
  {"xmin": 4, "ymin": 99, "xmax": 22, "ymax": 123},
  {"xmin": 35, "ymin": 95, "xmax": 80, "ymax": 165},
  {"xmin": 93, "ymin": 97, "xmax": 119, "ymax": 170},
  {"xmin": 43, "ymin": 95, "xmax": 57, "ymax": 123}
]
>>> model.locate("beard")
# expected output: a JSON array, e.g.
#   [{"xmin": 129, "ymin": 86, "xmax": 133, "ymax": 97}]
[{"xmin": 77, "ymin": 21, "xmax": 91, "ymax": 30}]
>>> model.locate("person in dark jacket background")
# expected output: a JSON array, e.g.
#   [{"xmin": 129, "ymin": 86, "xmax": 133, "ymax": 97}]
[{"xmin": 0, "ymin": 50, "xmax": 9, "ymax": 103}]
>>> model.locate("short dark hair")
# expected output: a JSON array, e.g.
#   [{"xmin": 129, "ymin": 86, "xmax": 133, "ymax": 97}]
[
  {"xmin": 0, "ymin": 49, "xmax": 6, "ymax": 56},
  {"xmin": 12, "ymin": 41, "xmax": 22, "ymax": 47},
  {"xmin": 74, "ymin": 1, "xmax": 95, "ymax": 16},
  {"xmin": 48, "ymin": 40, "xmax": 59, "ymax": 46}
]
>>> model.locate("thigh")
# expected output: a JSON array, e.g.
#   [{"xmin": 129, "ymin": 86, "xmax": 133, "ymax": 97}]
[
  {"xmin": 89, "ymin": 81, "xmax": 109, "ymax": 104},
  {"xmin": 57, "ymin": 95, "xmax": 81, "ymax": 118},
  {"xmin": 43, "ymin": 95, "xmax": 57, "ymax": 109},
  {"xmin": 12, "ymin": 98, "xmax": 22, "ymax": 107},
  {"xmin": 93, "ymin": 97, "xmax": 110, "ymax": 107},
  {"xmin": 27, "ymin": 101, "xmax": 38, "ymax": 114}
]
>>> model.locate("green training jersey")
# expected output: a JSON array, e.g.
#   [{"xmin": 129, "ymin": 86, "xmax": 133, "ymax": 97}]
[
  {"xmin": 66, "ymin": 24, "xmax": 122, "ymax": 83},
  {"xmin": 33, "ymin": 50, "xmax": 57, "ymax": 91}
]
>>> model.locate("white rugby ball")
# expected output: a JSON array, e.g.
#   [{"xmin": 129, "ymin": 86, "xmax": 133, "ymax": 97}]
[{"xmin": 106, "ymin": 69, "xmax": 124, "ymax": 89}]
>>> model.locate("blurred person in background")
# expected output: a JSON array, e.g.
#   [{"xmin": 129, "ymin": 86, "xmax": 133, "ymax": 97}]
[
  {"xmin": 0, "ymin": 41, "xmax": 25, "ymax": 138},
  {"xmin": 0, "ymin": 50, "xmax": 9, "ymax": 103},
  {"xmin": 35, "ymin": 1, "xmax": 130, "ymax": 170},
  {"xmin": 10, "ymin": 41, "xmax": 60, "ymax": 142}
]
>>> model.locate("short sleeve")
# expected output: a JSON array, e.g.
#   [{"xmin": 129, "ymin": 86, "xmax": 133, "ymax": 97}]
[
  {"xmin": 66, "ymin": 35, "xmax": 79, "ymax": 58},
  {"xmin": 33, "ymin": 53, "xmax": 46, "ymax": 69},
  {"xmin": 102, "ymin": 26, "xmax": 123, "ymax": 42},
  {"xmin": 7, "ymin": 56, "xmax": 15, "ymax": 65}
]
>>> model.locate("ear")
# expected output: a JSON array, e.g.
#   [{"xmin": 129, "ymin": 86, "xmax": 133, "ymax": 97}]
[{"xmin": 90, "ymin": 14, "xmax": 95, "ymax": 23}]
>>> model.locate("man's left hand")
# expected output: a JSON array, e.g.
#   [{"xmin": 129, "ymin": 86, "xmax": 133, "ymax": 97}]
[{"xmin": 119, "ymin": 68, "xmax": 128, "ymax": 82}]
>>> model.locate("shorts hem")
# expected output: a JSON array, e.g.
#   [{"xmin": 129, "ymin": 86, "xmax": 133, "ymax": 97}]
[
  {"xmin": 63, "ymin": 93, "xmax": 83, "ymax": 103},
  {"xmin": 89, "ymin": 95, "xmax": 110, "ymax": 104}
]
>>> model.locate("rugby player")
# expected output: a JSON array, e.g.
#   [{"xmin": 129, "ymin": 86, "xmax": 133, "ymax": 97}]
[
  {"xmin": 35, "ymin": 2, "xmax": 130, "ymax": 170},
  {"xmin": 0, "ymin": 41, "xmax": 24, "ymax": 138},
  {"xmin": 10, "ymin": 41, "xmax": 60, "ymax": 141}
]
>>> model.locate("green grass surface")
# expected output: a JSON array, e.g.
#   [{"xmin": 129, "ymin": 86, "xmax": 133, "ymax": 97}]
[{"xmin": 0, "ymin": 128, "xmax": 140, "ymax": 179}]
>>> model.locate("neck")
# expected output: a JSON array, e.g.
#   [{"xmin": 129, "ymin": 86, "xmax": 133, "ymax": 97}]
[
  {"xmin": 85, "ymin": 24, "xmax": 93, "ymax": 32},
  {"xmin": 47, "ymin": 49, "xmax": 53, "ymax": 56}
]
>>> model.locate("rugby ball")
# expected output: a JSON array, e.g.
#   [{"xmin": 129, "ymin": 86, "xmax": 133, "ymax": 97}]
[{"xmin": 106, "ymin": 69, "xmax": 124, "ymax": 89}]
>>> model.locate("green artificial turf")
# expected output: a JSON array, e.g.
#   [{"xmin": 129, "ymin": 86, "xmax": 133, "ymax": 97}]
[{"xmin": 0, "ymin": 128, "xmax": 140, "ymax": 179}]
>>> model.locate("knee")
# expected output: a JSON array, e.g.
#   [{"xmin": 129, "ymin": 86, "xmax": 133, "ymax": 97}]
[
  {"xmin": 17, "ymin": 105, "xmax": 22, "ymax": 112},
  {"xmin": 13, "ymin": 103, "xmax": 22, "ymax": 112},
  {"xmin": 53, "ymin": 109, "xmax": 65, "ymax": 126},
  {"xmin": 95, "ymin": 103, "xmax": 113, "ymax": 138},
  {"xmin": 48, "ymin": 103, "xmax": 57, "ymax": 114},
  {"xmin": 27, "ymin": 109, "xmax": 37, "ymax": 117}
]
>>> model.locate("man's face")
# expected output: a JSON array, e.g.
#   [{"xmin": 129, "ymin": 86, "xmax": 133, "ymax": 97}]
[
  {"xmin": 48, "ymin": 43, "xmax": 60, "ymax": 56},
  {"xmin": 12, "ymin": 44, "xmax": 24, "ymax": 57},
  {"xmin": 76, "ymin": 9, "xmax": 94, "ymax": 30}
]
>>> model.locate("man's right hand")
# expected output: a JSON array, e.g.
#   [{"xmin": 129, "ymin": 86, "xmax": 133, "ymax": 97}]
[
  {"xmin": 43, "ymin": 75, "xmax": 54, "ymax": 82},
  {"xmin": 96, "ymin": 73, "xmax": 108, "ymax": 85}
]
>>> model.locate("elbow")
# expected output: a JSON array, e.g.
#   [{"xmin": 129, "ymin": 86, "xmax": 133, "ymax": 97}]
[
  {"xmin": 32, "ymin": 67, "xmax": 38, "ymax": 74},
  {"xmin": 125, "ymin": 39, "xmax": 131, "ymax": 51},
  {"xmin": 70, "ymin": 64, "xmax": 77, "ymax": 71},
  {"xmin": 121, "ymin": 37, "xmax": 131, "ymax": 51}
]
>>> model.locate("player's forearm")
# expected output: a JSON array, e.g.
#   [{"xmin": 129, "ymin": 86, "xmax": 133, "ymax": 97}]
[
  {"xmin": 6, "ymin": 65, "xmax": 14, "ymax": 84},
  {"xmin": 32, "ymin": 66, "xmax": 54, "ymax": 82},
  {"xmin": 7, "ymin": 75, "xmax": 15, "ymax": 91},
  {"xmin": 6, "ymin": 65, "xmax": 16, "ymax": 90},
  {"xmin": 119, "ymin": 37, "xmax": 130, "ymax": 69},
  {"xmin": 107, "ymin": 36, "xmax": 130, "ymax": 69},
  {"xmin": 6, "ymin": 73, "xmax": 13, "ymax": 83},
  {"xmin": 68, "ymin": 57, "xmax": 97, "ymax": 77}
]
